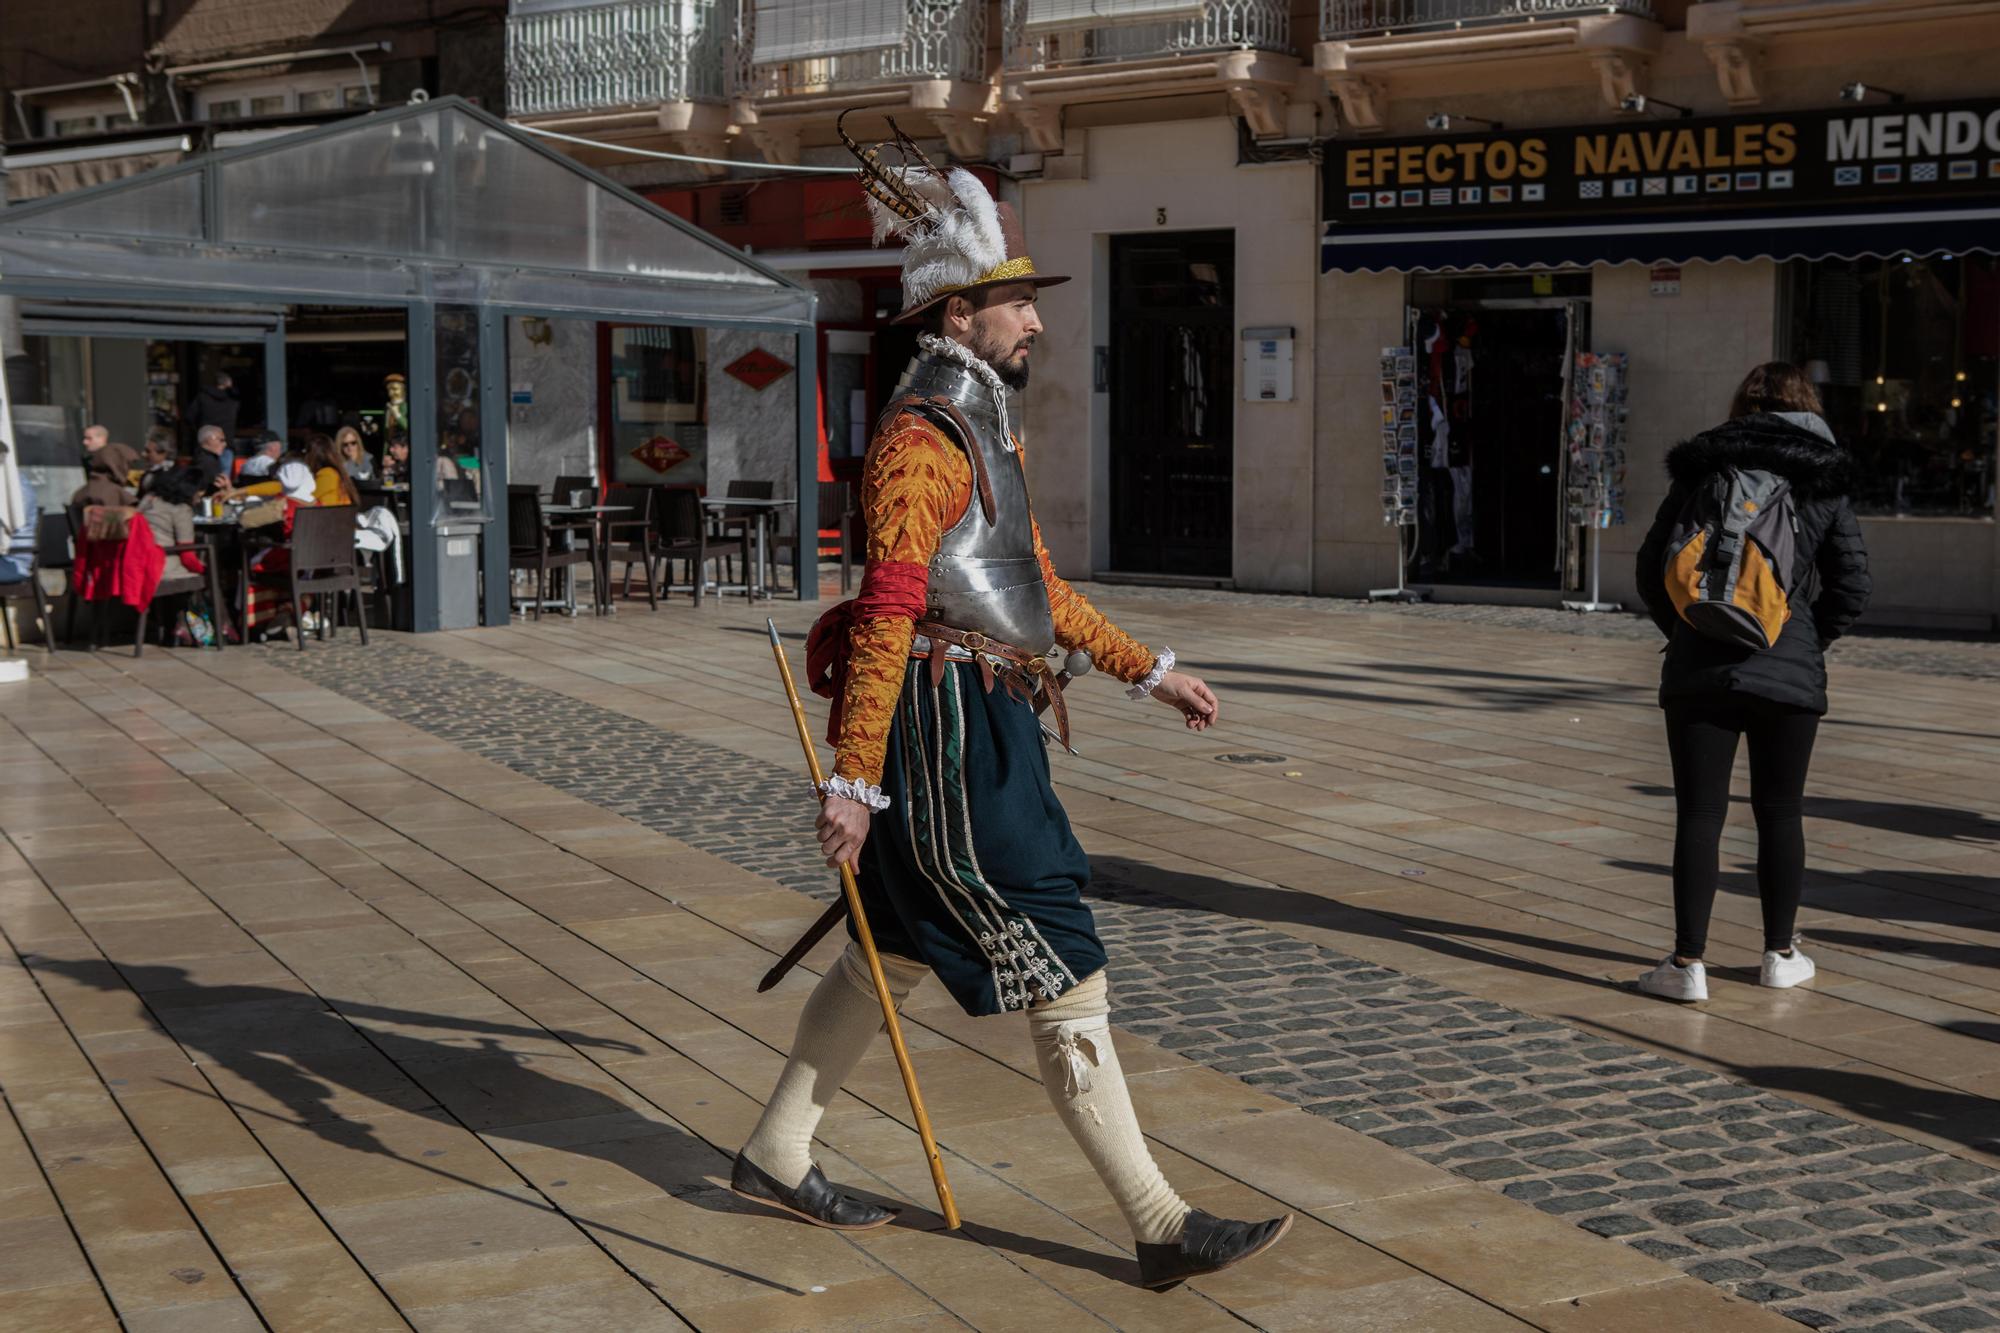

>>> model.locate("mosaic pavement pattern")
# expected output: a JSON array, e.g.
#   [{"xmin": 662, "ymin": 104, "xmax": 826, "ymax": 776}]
[{"xmin": 274, "ymin": 638, "xmax": 2000, "ymax": 1332}]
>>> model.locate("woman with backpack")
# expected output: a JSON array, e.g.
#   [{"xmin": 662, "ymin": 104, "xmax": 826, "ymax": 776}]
[{"xmin": 1632, "ymin": 362, "xmax": 1871, "ymax": 1002}]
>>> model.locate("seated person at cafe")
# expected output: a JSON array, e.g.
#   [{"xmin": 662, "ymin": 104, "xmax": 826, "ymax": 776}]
[
  {"xmin": 337, "ymin": 426, "xmax": 376, "ymax": 483},
  {"xmin": 221, "ymin": 433, "xmax": 359, "ymax": 509},
  {"xmin": 70, "ymin": 441, "xmax": 138, "ymax": 514},
  {"xmin": 193, "ymin": 425, "xmax": 234, "ymax": 492},
  {"xmin": 137, "ymin": 466, "xmax": 208, "ymax": 574},
  {"xmin": 380, "ymin": 432, "xmax": 410, "ymax": 484},
  {"xmin": 137, "ymin": 430, "xmax": 177, "ymax": 496},
  {"xmin": 238, "ymin": 431, "xmax": 285, "ymax": 480}
]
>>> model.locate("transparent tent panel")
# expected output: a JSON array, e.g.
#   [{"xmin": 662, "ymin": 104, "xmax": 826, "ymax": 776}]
[
  {"xmin": 218, "ymin": 110, "xmax": 443, "ymax": 256},
  {"xmin": 447, "ymin": 111, "xmax": 769, "ymax": 286},
  {"xmin": 0, "ymin": 100, "xmax": 811, "ymax": 326},
  {"xmin": 8, "ymin": 170, "xmax": 201, "ymax": 242}
]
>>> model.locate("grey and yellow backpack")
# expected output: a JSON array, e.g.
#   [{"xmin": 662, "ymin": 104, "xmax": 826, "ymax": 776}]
[{"xmin": 1662, "ymin": 467, "xmax": 1799, "ymax": 650}]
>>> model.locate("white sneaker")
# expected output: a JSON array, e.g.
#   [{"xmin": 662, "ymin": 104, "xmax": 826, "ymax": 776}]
[
  {"xmin": 1636, "ymin": 956, "xmax": 1708, "ymax": 1001},
  {"xmin": 1760, "ymin": 942, "xmax": 1816, "ymax": 989}
]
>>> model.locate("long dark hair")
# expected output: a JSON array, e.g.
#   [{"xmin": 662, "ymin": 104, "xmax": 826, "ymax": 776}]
[
  {"xmin": 304, "ymin": 433, "xmax": 361, "ymax": 507},
  {"xmin": 1729, "ymin": 362, "xmax": 1823, "ymax": 419}
]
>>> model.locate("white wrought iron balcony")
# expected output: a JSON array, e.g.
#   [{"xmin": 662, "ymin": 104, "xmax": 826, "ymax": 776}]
[
  {"xmin": 506, "ymin": 0, "xmax": 729, "ymax": 118},
  {"xmin": 1321, "ymin": 0, "xmax": 1654, "ymax": 40},
  {"xmin": 731, "ymin": 0, "xmax": 987, "ymax": 104},
  {"xmin": 1004, "ymin": 0, "xmax": 1292, "ymax": 72},
  {"xmin": 1001, "ymin": 0, "xmax": 1300, "ymax": 150}
]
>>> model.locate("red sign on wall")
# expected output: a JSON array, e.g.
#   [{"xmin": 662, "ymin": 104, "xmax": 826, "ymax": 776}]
[
  {"xmin": 724, "ymin": 347, "xmax": 794, "ymax": 391},
  {"xmin": 630, "ymin": 436, "xmax": 690, "ymax": 474}
]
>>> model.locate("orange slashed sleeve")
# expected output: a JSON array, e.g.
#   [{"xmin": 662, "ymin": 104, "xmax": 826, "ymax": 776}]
[{"xmin": 829, "ymin": 417, "xmax": 972, "ymax": 793}]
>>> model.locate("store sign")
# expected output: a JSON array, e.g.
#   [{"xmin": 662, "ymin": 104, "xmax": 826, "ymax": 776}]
[
  {"xmin": 1649, "ymin": 264, "xmax": 1681, "ymax": 296},
  {"xmin": 630, "ymin": 436, "xmax": 689, "ymax": 474},
  {"xmin": 724, "ymin": 347, "xmax": 793, "ymax": 391},
  {"xmin": 1324, "ymin": 98, "xmax": 2000, "ymax": 226}
]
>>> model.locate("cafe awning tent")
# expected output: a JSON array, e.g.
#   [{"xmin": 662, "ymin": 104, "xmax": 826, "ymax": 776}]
[{"xmin": 0, "ymin": 96, "xmax": 820, "ymax": 627}]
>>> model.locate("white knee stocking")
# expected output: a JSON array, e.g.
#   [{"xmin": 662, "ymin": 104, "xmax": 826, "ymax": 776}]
[
  {"xmin": 1028, "ymin": 972, "xmax": 1191, "ymax": 1245},
  {"xmin": 740, "ymin": 941, "xmax": 929, "ymax": 1187}
]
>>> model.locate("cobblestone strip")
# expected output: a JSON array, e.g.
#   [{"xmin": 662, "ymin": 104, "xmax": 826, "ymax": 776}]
[
  {"xmin": 1069, "ymin": 582, "xmax": 2000, "ymax": 684},
  {"xmin": 272, "ymin": 640, "xmax": 2000, "ymax": 1331}
]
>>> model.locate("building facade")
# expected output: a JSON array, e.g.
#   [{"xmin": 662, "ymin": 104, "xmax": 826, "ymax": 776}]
[{"xmin": 507, "ymin": 0, "xmax": 1994, "ymax": 629}]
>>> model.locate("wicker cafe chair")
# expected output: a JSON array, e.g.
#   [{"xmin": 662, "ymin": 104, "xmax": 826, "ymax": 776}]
[
  {"xmin": 602, "ymin": 483, "xmax": 659, "ymax": 610},
  {"xmin": 0, "ymin": 513, "xmax": 66, "ymax": 653},
  {"xmin": 652, "ymin": 486, "xmax": 709, "ymax": 607},
  {"xmin": 508, "ymin": 484, "xmax": 596, "ymax": 619},
  {"xmin": 712, "ymin": 478, "xmax": 774, "ymax": 586},
  {"xmin": 771, "ymin": 481, "xmax": 855, "ymax": 595},
  {"xmin": 549, "ymin": 473, "xmax": 597, "ymax": 507},
  {"xmin": 277, "ymin": 505, "xmax": 367, "ymax": 652}
]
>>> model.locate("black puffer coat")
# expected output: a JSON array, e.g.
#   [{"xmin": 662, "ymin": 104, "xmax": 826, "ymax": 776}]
[{"xmin": 1634, "ymin": 413, "xmax": 1871, "ymax": 714}]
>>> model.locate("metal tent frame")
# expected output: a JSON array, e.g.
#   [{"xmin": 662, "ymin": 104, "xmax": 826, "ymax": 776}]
[{"xmin": 0, "ymin": 95, "xmax": 821, "ymax": 628}]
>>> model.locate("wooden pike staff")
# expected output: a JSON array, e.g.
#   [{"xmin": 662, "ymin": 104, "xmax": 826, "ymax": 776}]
[{"xmin": 764, "ymin": 619, "xmax": 960, "ymax": 1230}]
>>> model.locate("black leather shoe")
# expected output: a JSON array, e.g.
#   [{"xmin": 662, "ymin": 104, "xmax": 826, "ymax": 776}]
[
  {"xmin": 1136, "ymin": 1209, "xmax": 1294, "ymax": 1289},
  {"xmin": 729, "ymin": 1153, "xmax": 897, "ymax": 1231}
]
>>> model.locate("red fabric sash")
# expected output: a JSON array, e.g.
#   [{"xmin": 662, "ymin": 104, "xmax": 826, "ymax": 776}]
[{"xmin": 804, "ymin": 558, "xmax": 928, "ymax": 745}]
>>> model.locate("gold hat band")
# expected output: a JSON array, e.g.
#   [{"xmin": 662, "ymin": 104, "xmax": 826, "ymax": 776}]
[{"xmin": 932, "ymin": 256, "xmax": 1040, "ymax": 302}]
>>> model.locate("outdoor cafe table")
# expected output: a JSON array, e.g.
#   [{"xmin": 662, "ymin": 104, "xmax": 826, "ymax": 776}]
[{"xmin": 699, "ymin": 495, "xmax": 796, "ymax": 600}]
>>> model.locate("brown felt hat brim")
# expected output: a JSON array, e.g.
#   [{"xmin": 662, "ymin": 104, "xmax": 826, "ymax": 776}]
[{"xmin": 892, "ymin": 272, "xmax": 1071, "ymax": 325}]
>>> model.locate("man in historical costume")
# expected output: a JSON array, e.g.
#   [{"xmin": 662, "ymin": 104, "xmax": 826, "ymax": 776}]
[{"xmin": 729, "ymin": 122, "xmax": 1292, "ymax": 1290}]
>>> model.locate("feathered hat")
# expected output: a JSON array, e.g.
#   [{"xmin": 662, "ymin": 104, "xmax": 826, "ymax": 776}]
[{"xmin": 841, "ymin": 112, "xmax": 1067, "ymax": 324}]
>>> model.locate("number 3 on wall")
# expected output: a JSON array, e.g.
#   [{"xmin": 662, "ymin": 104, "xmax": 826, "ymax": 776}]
[{"xmin": 1156, "ymin": 207, "xmax": 1167, "ymax": 226}]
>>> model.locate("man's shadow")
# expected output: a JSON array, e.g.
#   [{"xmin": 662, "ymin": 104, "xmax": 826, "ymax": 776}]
[
  {"xmin": 33, "ymin": 958, "xmax": 1131, "ymax": 1289},
  {"xmin": 31, "ymin": 957, "xmax": 825, "ymax": 1295}
]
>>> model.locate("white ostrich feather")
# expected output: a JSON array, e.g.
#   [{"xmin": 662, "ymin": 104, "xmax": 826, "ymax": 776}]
[{"xmin": 863, "ymin": 164, "xmax": 1008, "ymax": 312}]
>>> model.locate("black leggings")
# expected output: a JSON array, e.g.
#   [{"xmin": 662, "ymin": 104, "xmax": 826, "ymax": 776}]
[{"xmin": 1664, "ymin": 697, "xmax": 1821, "ymax": 959}]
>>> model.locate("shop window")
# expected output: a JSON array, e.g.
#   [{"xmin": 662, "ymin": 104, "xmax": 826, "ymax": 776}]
[
  {"xmin": 250, "ymin": 94, "xmax": 288, "ymax": 116},
  {"xmin": 1785, "ymin": 256, "xmax": 1999, "ymax": 518},
  {"xmin": 50, "ymin": 115, "xmax": 101, "ymax": 137},
  {"xmin": 343, "ymin": 86, "xmax": 373, "ymax": 107},
  {"xmin": 606, "ymin": 326, "xmax": 707, "ymax": 488},
  {"xmin": 299, "ymin": 88, "xmax": 340, "ymax": 112},
  {"xmin": 206, "ymin": 99, "xmax": 245, "ymax": 121}
]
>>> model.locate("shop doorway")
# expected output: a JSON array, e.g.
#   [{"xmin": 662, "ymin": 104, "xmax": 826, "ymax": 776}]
[
  {"xmin": 1109, "ymin": 231, "xmax": 1234, "ymax": 579},
  {"xmin": 1406, "ymin": 274, "xmax": 1589, "ymax": 589}
]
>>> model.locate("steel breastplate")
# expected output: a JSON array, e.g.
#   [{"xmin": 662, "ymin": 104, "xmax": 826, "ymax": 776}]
[{"xmin": 893, "ymin": 353, "xmax": 1057, "ymax": 655}]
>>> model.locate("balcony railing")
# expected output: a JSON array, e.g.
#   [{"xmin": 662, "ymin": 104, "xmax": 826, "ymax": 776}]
[
  {"xmin": 732, "ymin": 0, "xmax": 987, "ymax": 101},
  {"xmin": 1006, "ymin": 0, "xmax": 1291, "ymax": 71},
  {"xmin": 506, "ymin": 0, "xmax": 728, "ymax": 116},
  {"xmin": 1321, "ymin": 0, "xmax": 1654, "ymax": 39}
]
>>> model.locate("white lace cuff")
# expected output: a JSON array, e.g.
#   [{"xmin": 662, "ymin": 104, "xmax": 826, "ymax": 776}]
[
  {"xmin": 1126, "ymin": 648, "xmax": 1175, "ymax": 700},
  {"xmin": 820, "ymin": 774, "xmax": 891, "ymax": 812}
]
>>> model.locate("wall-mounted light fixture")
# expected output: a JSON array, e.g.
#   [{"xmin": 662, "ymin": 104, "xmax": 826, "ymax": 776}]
[
  {"xmin": 1839, "ymin": 83, "xmax": 1905, "ymax": 104},
  {"xmin": 1620, "ymin": 95, "xmax": 1692, "ymax": 119},
  {"xmin": 1425, "ymin": 112, "xmax": 1504, "ymax": 131}
]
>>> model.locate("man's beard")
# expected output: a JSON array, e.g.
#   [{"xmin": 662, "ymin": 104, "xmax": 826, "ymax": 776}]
[{"xmin": 971, "ymin": 325, "xmax": 1032, "ymax": 391}]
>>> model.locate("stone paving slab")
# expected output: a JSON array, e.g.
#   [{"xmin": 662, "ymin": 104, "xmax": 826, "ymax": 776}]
[
  {"xmin": 2, "ymin": 582, "xmax": 1995, "ymax": 1330},
  {"xmin": 230, "ymin": 626, "xmax": 2000, "ymax": 1332}
]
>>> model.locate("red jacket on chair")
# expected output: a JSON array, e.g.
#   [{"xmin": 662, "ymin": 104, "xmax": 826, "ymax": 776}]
[{"xmin": 75, "ymin": 511, "xmax": 166, "ymax": 611}]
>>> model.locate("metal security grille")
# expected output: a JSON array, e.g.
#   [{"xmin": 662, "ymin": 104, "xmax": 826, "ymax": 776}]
[
  {"xmin": 1020, "ymin": 0, "xmax": 1206, "ymax": 32},
  {"xmin": 751, "ymin": 0, "xmax": 907, "ymax": 63}
]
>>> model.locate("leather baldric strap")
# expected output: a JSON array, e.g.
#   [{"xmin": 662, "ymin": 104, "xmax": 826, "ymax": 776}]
[
  {"xmin": 881, "ymin": 393, "xmax": 997, "ymax": 527},
  {"xmin": 914, "ymin": 620, "xmax": 1070, "ymax": 750}
]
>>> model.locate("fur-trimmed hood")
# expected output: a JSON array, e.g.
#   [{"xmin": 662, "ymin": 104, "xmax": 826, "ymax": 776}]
[{"xmin": 1665, "ymin": 413, "xmax": 1858, "ymax": 500}]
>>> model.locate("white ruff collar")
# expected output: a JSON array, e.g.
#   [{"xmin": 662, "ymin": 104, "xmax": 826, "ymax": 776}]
[{"xmin": 918, "ymin": 332, "xmax": 1014, "ymax": 451}]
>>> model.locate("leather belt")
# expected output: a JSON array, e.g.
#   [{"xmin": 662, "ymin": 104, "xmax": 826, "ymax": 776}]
[{"xmin": 914, "ymin": 620, "xmax": 1070, "ymax": 750}]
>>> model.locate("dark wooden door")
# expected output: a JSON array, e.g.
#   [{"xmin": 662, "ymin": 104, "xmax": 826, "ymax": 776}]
[{"xmin": 1109, "ymin": 232, "xmax": 1234, "ymax": 577}]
